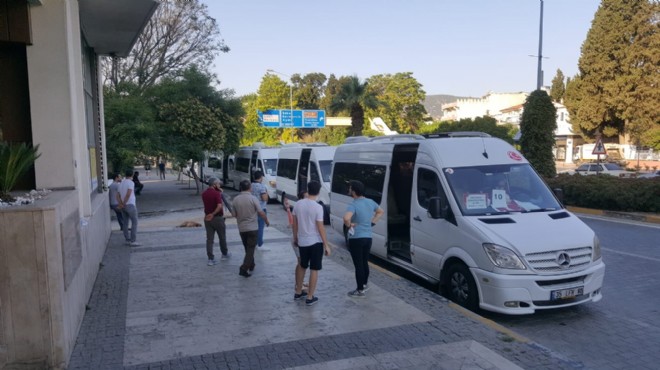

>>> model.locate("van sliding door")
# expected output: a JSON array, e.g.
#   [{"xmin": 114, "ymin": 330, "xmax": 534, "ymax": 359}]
[{"xmin": 298, "ymin": 149, "xmax": 311, "ymax": 197}]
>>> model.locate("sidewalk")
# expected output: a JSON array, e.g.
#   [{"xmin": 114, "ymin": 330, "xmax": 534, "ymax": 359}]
[{"xmin": 69, "ymin": 173, "xmax": 576, "ymax": 369}]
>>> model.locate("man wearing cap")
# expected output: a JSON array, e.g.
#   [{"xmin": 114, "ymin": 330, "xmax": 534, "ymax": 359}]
[{"xmin": 202, "ymin": 177, "xmax": 231, "ymax": 266}]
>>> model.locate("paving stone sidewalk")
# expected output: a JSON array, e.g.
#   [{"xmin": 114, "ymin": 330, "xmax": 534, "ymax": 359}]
[{"xmin": 68, "ymin": 175, "xmax": 577, "ymax": 369}]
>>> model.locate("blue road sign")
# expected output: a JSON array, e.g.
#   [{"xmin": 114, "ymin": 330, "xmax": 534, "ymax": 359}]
[{"xmin": 257, "ymin": 109, "xmax": 325, "ymax": 128}]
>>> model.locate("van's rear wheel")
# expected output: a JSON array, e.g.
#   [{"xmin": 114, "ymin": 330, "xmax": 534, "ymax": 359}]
[{"xmin": 443, "ymin": 263, "xmax": 478, "ymax": 311}]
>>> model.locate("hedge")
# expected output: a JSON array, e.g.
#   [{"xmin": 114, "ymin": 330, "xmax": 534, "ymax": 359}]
[{"xmin": 545, "ymin": 174, "xmax": 660, "ymax": 213}]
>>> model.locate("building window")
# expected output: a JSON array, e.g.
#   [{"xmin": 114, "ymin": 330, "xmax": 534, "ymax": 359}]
[{"xmin": 81, "ymin": 39, "xmax": 103, "ymax": 193}]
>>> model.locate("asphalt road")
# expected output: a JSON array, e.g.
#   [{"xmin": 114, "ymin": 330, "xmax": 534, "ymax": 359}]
[{"xmin": 317, "ymin": 204, "xmax": 660, "ymax": 370}]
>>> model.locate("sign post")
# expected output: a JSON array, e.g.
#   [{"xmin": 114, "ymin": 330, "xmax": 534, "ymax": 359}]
[{"xmin": 592, "ymin": 133, "xmax": 606, "ymax": 174}]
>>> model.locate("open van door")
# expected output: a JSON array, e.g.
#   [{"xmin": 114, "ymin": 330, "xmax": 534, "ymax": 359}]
[{"xmin": 298, "ymin": 149, "xmax": 311, "ymax": 196}]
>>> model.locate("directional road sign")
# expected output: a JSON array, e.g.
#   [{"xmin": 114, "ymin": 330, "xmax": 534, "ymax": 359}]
[{"xmin": 257, "ymin": 109, "xmax": 326, "ymax": 128}]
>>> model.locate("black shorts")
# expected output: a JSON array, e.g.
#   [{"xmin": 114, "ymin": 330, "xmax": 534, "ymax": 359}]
[{"xmin": 299, "ymin": 242, "xmax": 324, "ymax": 271}]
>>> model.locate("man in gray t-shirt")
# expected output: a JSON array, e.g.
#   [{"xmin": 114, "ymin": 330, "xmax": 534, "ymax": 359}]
[
  {"xmin": 251, "ymin": 170, "xmax": 269, "ymax": 247},
  {"xmin": 233, "ymin": 180, "xmax": 269, "ymax": 277}
]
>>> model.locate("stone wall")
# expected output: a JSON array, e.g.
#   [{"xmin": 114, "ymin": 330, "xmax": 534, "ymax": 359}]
[{"xmin": 0, "ymin": 190, "xmax": 111, "ymax": 369}]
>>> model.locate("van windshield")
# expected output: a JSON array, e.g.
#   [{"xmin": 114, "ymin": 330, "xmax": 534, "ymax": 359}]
[
  {"xmin": 262, "ymin": 159, "xmax": 277, "ymax": 176},
  {"xmin": 319, "ymin": 160, "xmax": 333, "ymax": 183},
  {"xmin": 443, "ymin": 164, "xmax": 562, "ymax": 216}
]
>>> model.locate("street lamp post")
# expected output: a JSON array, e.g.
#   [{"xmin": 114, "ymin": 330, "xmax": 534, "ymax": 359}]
[{"xmin": 266, "ymin": 69, "xmax": 293, "ymax": 113}]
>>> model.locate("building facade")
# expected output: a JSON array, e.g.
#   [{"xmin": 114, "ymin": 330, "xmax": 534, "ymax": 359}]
[{"xmin": 0, "ymin": 1, "xmax": 156, "ymax": 368}]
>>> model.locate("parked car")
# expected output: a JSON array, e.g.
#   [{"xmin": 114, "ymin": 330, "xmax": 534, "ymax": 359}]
[
  {"xmin": 638, "ymin": 170, "xmax": 660, "ymax": 179},
  {"xmin": 563, "ymin": 163, "xmax": 637, "ymax": 178}
]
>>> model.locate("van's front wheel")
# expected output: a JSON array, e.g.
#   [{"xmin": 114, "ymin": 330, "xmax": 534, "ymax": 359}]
[{"xmin": 443, "ymin": 263, "xmax": 478, "ymax": 311}]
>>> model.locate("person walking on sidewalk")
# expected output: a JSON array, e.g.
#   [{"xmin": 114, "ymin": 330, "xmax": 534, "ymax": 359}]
[
  {"xmin": 158, "ymin": 161, "xmax": 166, "ymax": 180},
  {"xmin": 251, "ymin": 170, "xmax": 269, "ymax": 248},
  {"xmin": 292, "ymin": 181, "xmax": 331, "ymax": 306},
  {"xmin": 232, "ymin": 180, "xmax": 269, "ymax": 277},
  {"xmin": 343, "ymin": 180, "xmax": 383, "ymax": 298},
  {"xmin": 117, "ymin": 169, "xmax": 141, "ymax": 246},
  {"xmin": 202, "ymin": 177, "xmax": 231, "ymax": 266},
  {"xmin": 109, "ymin": 172, "xmax": 124, "ymax": 230}
]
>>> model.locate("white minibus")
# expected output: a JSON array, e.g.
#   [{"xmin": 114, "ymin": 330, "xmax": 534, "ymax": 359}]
[
  {"xmin": 227, "ymin": 144, "xmax": 279, "ymax": 200},
  {"xmin": 329, "ymin": 133, "xmax": 605, "ymax": 314},
  {"xmin": 276, "ymin": 144, "xmax": 336, "ymax": 222}
]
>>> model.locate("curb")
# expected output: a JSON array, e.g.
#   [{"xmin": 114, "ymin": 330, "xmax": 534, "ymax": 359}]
[{"xmin": 566, "ymin": 206, "xmax": 660, "ymax": 225}]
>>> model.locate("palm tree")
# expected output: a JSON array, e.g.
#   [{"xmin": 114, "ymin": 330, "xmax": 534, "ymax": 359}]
[{"xmin": 329, "ymin": 76, "xmax": 378, "ymax": 137}]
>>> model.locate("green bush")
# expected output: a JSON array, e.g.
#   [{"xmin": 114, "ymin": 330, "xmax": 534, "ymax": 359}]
[{"xmin": 546, "ymin": 174, "xmax": 660, "ymax": 213}]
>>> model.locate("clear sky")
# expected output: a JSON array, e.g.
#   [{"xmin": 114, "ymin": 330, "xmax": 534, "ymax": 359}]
[{"xmin": 206, "ymin": 0, "xmax": 601, "ymax": 98}]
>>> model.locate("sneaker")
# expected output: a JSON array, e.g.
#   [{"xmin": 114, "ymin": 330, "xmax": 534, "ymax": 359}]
[
  {"xmin": 305, "ymin": 296, "xmax": 319, "ymax": 306},
  {"xmin": 347, "ymin": 289, "xmax": 366, "ymax": 298},
  {"xmin": 362, "ymin": 284, "xmax": 370, "ymax": 292},
  {"xmin": 294, "ymin": 291, "xmax": 308, "ymax": 301},
  {"xmin": 129, "ymin": 242, "xmax": 142, "ymax": 247},
  {"xmin": 239, "ymin": 269, "xmax": 250, "ymax": 278},
  {"xmin": 125, "ymin": 240, "xmax": 131, "ymax": 245},
  {"xmin": 220, "ymin": 252, "xmax": 231, "ymax": 260},
  {"xmin": 207, "ymin": 259, "xmax": 218, "ymax": 266}
]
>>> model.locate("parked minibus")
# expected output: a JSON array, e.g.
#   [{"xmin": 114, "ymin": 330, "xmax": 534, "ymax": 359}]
[
  {"xmin": 329, "ymin": 133, "xmax": 605, "ymax": 314},
  {"xmin": 227, "ymin": 144, "xmax": 279, "ymax": 200},
  {"xmin": 276, "ymin": 143, "xmax": 336, "ymax": 222}
]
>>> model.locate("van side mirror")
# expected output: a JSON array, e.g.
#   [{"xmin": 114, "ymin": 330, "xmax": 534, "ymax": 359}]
[
  {"xmin": 553, "ymin": 188, "xmax": 564, "ymax": 204},
  {"xmin": 428, "ymin": 196, "xmax": 448, "ymax": 219}
]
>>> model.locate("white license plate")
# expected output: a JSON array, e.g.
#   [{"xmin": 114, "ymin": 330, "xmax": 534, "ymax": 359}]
[{"xmin": 551, "ymin": 286, "xmax": 584, "ymax": 300}]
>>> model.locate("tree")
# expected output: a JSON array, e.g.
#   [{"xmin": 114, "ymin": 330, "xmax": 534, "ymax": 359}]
[
  {"xmin": 292, "ymin": 73, "xmax": 327, "ymax": 109},
  {"xmin": 365, "ymin": 73, "xmax": 427, "ymax": 134},
  {"xmin": 549, "ymin": 69, "xmax": 566, "ymax": 103},
  {"xmin": 520, "ymin": 90, "xmax": 557, "ymax": 178},
  {"xmin": 418, "ymin": 116, "xmax": 515, "ymax": 143},
  {"xmin": 240, "ymin": 75, "xmax": 292, "ymax": 145},
  {"xmin": 104, "ymin": 0, "xmax": 229, "ymax": 92},
  {"xmin": 330, "ymin": 76, "xmax": 378, "ymax": 136},
  {"xmin": 564, "ymin": 0, "xmax": 659, "ymax": 143}
]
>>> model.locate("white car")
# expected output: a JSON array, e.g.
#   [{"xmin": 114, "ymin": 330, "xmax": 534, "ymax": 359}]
[
  {"xmin": 638, "ymin": 170, "xmax": 660, "ymax": 179},
  {"xmin": 564, "ymin": 163, "xmax": 636, "ymax": 178}
]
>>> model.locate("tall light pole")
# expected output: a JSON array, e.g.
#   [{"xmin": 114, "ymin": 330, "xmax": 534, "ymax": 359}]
[
  {"xmin": 266, "ymin": 69, "xmax": 293, "ymax": 113},
  {"xmin": 536, "ymin": 0, "xmax": 544, "ymax": 90}
]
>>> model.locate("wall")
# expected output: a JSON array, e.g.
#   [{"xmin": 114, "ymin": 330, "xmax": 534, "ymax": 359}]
[{"xmin": 0, "ymin": 191, "xmax": 110, "ymax": 369}]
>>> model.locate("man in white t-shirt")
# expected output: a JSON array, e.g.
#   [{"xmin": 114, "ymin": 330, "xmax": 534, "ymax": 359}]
[
  {"xmin": 117, "ymin": 169, "xmax": 140, "ymax": 246},
  {"xmin": 292, "ymin": 181, "xmax": 331, "ymax": 306}
]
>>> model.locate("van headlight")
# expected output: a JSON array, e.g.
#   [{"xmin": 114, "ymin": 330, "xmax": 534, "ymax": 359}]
[
  {"xmin": 483, "ymin": 243, "xmax": 527, "ymax": 270},
  {"xmin": 593, "ymin": 235, "xmax": 601, "ymax": 261}
]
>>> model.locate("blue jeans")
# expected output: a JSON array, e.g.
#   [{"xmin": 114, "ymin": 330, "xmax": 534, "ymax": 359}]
[
  {"xmin": 257, "ymin": 208, "xmax": 267, "ymax": 246},
  {"xmin": 121, "ymin": 204, "xmax": 138, "ymax": 243},
  {"xmin": 111, "ymin": 204, "xmax": 124, "ymax": 230}
]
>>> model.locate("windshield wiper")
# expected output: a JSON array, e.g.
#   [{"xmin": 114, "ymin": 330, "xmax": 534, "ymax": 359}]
[{"xmin": 521, "ymin": 208, "xmax": 557, "ymax": 213}]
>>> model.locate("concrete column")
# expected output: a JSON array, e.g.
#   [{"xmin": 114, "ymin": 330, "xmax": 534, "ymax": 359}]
[{"xmin": 565, "ymin": 137, "xmax": 574, "ymax": 164}]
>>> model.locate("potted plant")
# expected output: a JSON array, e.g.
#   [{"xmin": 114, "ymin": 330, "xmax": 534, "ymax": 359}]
[{"xmin": 0, "ymin": 141, "xmax": 41, "ymax": 203}]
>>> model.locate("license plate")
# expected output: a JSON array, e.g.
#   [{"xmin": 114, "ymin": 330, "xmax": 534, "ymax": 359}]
[{"xmin": 551, "ymin": 286, "xmax": 584, "ymax": 300}]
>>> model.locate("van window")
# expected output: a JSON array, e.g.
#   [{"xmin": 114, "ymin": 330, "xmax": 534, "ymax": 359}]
[
  {"xmin": 332, "ymin": 162, "xmax": 386, "ymax": 203},
  {"xmin": 278, "ymin": 158, "xmax": 298, "ymax": 180},
  {"xmin": 262, "ymin": 159, "xmax": 277, "ymax": 176},
  {"xmin": 318, "ymin": 160, "xmax": 333, "ymax": 183},
  {"xmin": 444, "ymin": 164, "xmax": 561, "ymax": 216},
  {"xmin": 236, "ymin": 157, "xmax": 250, "ymax": 173},
  {"xmin": 309, "ymin": 162, "xmax": 320, "ymax": 183},
  {"xmin": 417, "ymin": 168, "xmax": 441, "ymax": 209}
]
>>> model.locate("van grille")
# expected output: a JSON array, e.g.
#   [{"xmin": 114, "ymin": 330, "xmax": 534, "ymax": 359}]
[{"xmin": 524, "ymin": 247, "xmax": 592, "ymax": 273}]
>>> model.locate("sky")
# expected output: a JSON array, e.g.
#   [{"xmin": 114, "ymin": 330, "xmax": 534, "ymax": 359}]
[{"xmin": 205, "ymin": 0, "xmax": 601, "ymax": 98}]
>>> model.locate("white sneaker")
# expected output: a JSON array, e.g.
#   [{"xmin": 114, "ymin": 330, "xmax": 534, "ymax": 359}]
[
  {"xmin": 129, "ymin": 242, "xmax": 142, "ymax": 247},
  {"xmin": 207, "ymin": 259, "xmax": 218, "ymax": 266},
  {"xmin": 220, "ymin": 252, "xmax": 231, "ymax": 260}
]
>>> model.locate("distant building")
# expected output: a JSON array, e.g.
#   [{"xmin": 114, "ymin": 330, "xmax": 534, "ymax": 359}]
[{"xmin": 441, "ymin": 92, "xmax": 528, "ymax": 121}]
